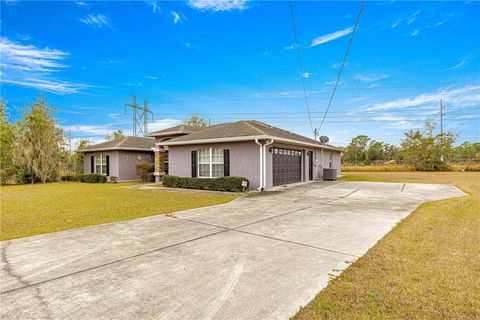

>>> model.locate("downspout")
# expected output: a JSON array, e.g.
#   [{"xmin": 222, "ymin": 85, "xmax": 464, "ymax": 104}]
[
  {"xmin": 263, "ymin": 139, "xmax": 274, "ymax": 189},
  {"xmin": 255, "ymin": 139, "xmax": 263, "ymax": 191}
]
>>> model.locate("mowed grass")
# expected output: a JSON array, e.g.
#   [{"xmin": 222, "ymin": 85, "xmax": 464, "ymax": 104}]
[
  {"xmin": 0, "ymin": 182, "xmax": 236, "ymax": 241},
  {"xmin": 295, "ymin": 171, "xmax": 480, "ymax": 320}
]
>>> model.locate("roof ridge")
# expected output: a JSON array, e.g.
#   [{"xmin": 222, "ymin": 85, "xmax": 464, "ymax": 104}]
[
  {"xmin": 242, "ymin": 120, "xmax": 267, "ymax": 135},
  {"xmin": 118, "ymin": 137, "xmax": 129, "ymax": 147}
]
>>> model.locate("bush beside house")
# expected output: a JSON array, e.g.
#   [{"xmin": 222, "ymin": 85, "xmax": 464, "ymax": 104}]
[
  {"xmin": 162, "ymin": 175, "xmax": 248, "ymax": 192},
  {"xmin": 61, "ymin": 174, "xmax": 107, "ymax": 183},
  {"xmin": 136, "ymin": 162, "xmax": 155, "ymax": 182}
]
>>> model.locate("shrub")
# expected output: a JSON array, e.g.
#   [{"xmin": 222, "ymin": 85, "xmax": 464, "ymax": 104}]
[
  {"xmin": 162, "ymin": 175, "xmax": 248, "ymax": 192},
  {"xmin": 60, "ymin": 173, "xmax": 107, "ymax": 183},
  {"xmin": 61, "ymin": 175, "xmax": 76, "ymax": 181},
  {"xmin": 16, "ymin": 170, "xmax": 41, "ymax": 184},
  {"xmin": 136, "ymin": 162, "xmax": 155, "ymax": 182},
  {"xmin": 78, "ymin": 174, "xmax": 107, "ymax": 183}
]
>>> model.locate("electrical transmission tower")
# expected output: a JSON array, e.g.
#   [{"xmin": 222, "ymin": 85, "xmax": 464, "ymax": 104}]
[{"xmin": 124, "ymin": 95, "xmax": 154, "ymax": 137}]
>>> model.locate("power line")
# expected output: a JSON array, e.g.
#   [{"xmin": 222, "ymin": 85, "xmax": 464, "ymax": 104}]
[
  {"xmin": 162, "ymin": 91, "xmax": 478, "ymax": 103},
  {"xmin": 156, "ymin": 82, "xmax": 480, "ymax": 96},
  {"xmin": 154, "ymin": 107, "xmax": 480, "ymax": 117},
  {"xmin": 318, "ymin": 0, "xmax": 365, "ymax": 132},
  {"xmin": 288, "ymin": 0, "xmax": 314, "ymax": 135}
]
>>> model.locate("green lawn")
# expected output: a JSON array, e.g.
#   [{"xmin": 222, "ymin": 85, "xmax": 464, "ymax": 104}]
[
  {"xmin": 0, "ymin": 182, "xmax": 236, "ymax": 241},
  {"xmin": 295, "ymin": 171, "xmax": 480, "ymax": 320}
]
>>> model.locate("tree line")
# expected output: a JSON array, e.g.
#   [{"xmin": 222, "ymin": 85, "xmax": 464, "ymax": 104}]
[
  {"xmin": 0, "ymin": 98, "xmax": 212, "ymax": 185},
  {"xmin": 342, "ymin": 120, "xmax": 479, "ymax": 170}
]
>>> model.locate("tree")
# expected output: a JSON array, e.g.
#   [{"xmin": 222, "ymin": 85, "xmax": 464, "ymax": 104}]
[
  {"xmin": 383, "ymin": 143, "xmax": 402, "ymax": 162},
  {"xmin": 453, "ymin": 142, "xmax": 480, "ymax": 162},
  {"xmin": 0, "ymin": 99, "xmax": 15, "ymax": 184},
  {"xmin": 401, "ymin": 120, "xmax": 457, "ymax": 171},
  {"xmin": 14, "ymin": 98, "xmax": 66, "ymax": 183},
  {"xmin": 105, "ymin": 129, "xmax": 125, "ymax": 141},
  {"xmin": 184, "ymin": 114, "xmax": 208, "ymax": 128},
  {"xmin": 344, "ymin": 135, "xmax": 370, "ymax": 164},
  {"xmin": 70, "ymin": 139, "xmax": 90, "ymax": 174},
  {"xmin": 366, "ymin": 140, "xmax": 385, "ymax": 161}
]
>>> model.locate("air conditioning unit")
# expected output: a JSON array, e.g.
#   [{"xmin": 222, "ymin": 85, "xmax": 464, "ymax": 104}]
[{"xmin": 323, "ymin": 168, "xmax": 337, "ymax": 181}]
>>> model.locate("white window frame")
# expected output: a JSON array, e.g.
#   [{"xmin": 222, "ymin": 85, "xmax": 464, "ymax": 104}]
[
  {"xmin": 197, "ymin": 148, "xmax": 224, "ymax": 178},
  {"xmin": 95, "ymin": 154, "xmax": 107, "ymax": 175}
]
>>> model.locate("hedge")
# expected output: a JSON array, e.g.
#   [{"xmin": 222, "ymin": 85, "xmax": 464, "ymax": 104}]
[
  {"xmin": 162, "ymin": 175, "xmax": 248, "ymax": 192},
  {"xmin": 61, "ymin": 173, "xmax": 107, "ymax": 183}
]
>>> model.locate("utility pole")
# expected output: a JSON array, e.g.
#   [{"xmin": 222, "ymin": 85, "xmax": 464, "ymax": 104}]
[
  {"xmin": 314, "ymin": 128, "xmax": 319, "ymax": 140},
  {"xmin": 440, "ymin": 99, "xmax": 444, "ymax": 162},
  {"xmin": 124, "ymin": 95, "xmax": 154, "ymax": 137}
]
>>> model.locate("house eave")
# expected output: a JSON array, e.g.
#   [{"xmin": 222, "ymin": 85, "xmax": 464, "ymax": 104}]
[
  {"xmin": 158, "ymin": 135, "xmax": 342, "ymax": 152},
  {"xmin": 78, "ymin": 147, "xmax": 154, "ymax": 153}
]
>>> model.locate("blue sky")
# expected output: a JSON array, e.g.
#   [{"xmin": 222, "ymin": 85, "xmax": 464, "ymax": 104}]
[{"xmin": 1, "ymin": 0, "xmax": 479, "ymax": 147}]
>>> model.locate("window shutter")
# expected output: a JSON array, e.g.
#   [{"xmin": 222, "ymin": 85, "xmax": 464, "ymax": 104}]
[
  {"xmin": 223, "ymin": 149, "xmax": 230, "ymax": 177},
  {"xmin": 191, "ymin": 150, "xmax": 197, "ymax": 177},
  {"xmin": 106, "ymin": 155, "xmax": 110, "ymax": 176},
  {"xmin": 91, "ymin": 156, "xmax": 94, "ymax": 173}
]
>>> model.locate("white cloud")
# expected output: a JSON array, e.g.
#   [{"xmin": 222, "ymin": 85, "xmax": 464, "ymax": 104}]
[
  {"xmin": 63, "ymin": 125, "xmax": 112, "ymax": 136},
  {"xmin": 411, "ymin": 29, "xmax": 420, "ymax": 36},
  {"xmin": 284, "ymin": 44, "xmax": 295, "ymax": 50},
  {"xmin": 2, "ymin": 78, "xmax": 87, "ymax": 94},
  {"xmin": 445, "ymin": 56, "xmax": 472, "ymax": 71},
  {"xmin": 184, "ymin": 42, "xmax": 191, "ymax": 48},
  {"xmin": 354, "ymin": 74, "xmax": 390, "ymax": 82},
  {"xmin": 302, "ymin": 72, "xmax": 311, "ymax": 79},
  {"xmin": 310, "ymin": 26, "xmax": 353, "ymax": 47},
  {"xmin": 435, "ymin": 14, "xmax": 453, "ymax": 27},
  {"xmin": 0, "ymin": 37, "xmax": 87, "ymax": 94},
  {"xmin": 262, "ymin": 49, "xmax": 273, "ymax": 56},
  {"xmin": 171, "ymin": 11, "xmax": 181, "ymax": 24},
  {"xmin": 75, "ymin": 1, "xmax": 89, "ymax": 7},
  {"xmin": 148, "ymin": 0, "xmax": 160, "ymax": 14},
  {"xmin": 392, "ymin": 10, "xmax": 420, "ymax": 29},
  {"xmin": 367, "ymin": 84, "xmax": 480, "ymax": 111},
  {"xmin": 80, "ymin": 14, "xmax": 113, "ymax": 30},
  {"xmin": 188, "ymin": 0, "xmax": 249, "ymax": 12},
  {"xmin": 148, "ymin": 118, "xmax": 183, "ymax": 133},
  {"xmin": 144, "ymin": 75, "xmax": 158, "ymax": 80}
]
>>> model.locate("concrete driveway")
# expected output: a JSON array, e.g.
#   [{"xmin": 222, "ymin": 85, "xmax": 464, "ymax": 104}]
[{"xmin": 0, "ymin": 181, "xmax": 464, "ymax": 320}]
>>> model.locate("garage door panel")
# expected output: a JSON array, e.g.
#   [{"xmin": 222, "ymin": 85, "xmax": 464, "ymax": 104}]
[{"xmin": 273, "ymin": 148, "xmax": 302, "ymax": 186}]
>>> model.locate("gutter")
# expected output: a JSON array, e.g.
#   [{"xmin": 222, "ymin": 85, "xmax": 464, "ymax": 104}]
[
  {"xmin": 263, "ymin": 139, "xmax": 274, "ymax": 189},
  {"xmin": 255, "ymin": 139, "xmax": 264, "ymax": 191}
]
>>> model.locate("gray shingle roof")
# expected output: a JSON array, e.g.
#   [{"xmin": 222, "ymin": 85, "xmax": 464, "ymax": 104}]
[
  {"xmin": 147, "ymin": 124, "xmax": 203, "ymax": 137},
  {"xmin": 78, "ymin": 136, "xmax": 155, "ymax": 152},
  {"xmin": 160, "ymin": 120, "xmax": 342, "ymax": 151}
]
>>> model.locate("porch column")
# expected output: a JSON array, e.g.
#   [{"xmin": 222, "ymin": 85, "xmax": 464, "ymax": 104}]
[{"xmin": 153, "ymin": 147, "xmax": 165, "ymax": 183}]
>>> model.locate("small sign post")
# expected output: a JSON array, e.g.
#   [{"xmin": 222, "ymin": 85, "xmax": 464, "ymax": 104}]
[{"xmin": 241, "ymin": 180, "xmax": 248, "ymax": 192}]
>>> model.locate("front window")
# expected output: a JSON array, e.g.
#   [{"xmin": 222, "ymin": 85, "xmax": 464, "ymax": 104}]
[
  {"xmin": 95, "ymin": 154, "xmax": 107, "ymax": 175},
  {"xmin": 198, "ymin": 148, "xmax": 224, "ymax": 178}
]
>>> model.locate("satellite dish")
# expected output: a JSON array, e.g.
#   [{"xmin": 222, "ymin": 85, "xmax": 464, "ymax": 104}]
[{"xmin": 319, "ymin": 136, "xmax": 329, "ymax": 144}]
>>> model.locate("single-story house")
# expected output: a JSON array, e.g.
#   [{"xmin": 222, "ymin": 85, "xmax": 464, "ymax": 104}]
[
  {"xmin": 79, "ymin": 121, "xmax": 342, "ymax": 188},
  {"xmin": 149, "ymin": 120, "xmax": 342, "ymax": 190},
  {"xmin": 78, "ymin": 137, "xmax": 155, "ymax": 181}
]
